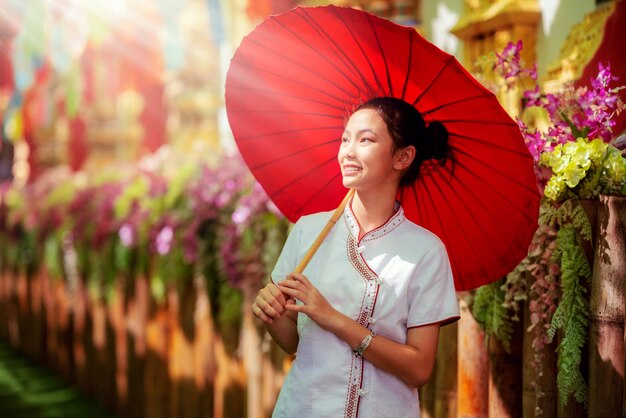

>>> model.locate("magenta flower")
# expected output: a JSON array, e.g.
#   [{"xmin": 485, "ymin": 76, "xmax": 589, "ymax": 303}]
[{"xmin": 495, "ymin": 40, "xmax": 522, "ymax": 79}]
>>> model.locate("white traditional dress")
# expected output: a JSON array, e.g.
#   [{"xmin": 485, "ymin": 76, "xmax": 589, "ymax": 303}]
[{"xmin": 271, "ymin": 202, "xmax": 460, "ymax": 418}]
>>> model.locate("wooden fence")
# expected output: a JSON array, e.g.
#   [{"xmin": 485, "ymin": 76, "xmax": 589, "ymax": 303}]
[{"xmin": 0, "ymin": 196, "xmax": 624, "ymax": 418}]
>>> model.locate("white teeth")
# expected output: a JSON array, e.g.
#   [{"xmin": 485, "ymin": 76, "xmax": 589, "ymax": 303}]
[{"xmin": 344, "ymin": 167, "xmax": 361, "ymax": 172}]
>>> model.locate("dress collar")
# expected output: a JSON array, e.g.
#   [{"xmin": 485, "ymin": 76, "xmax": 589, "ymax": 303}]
[{"xmin": 344, "ymin": 199, "xmax": 405, "ymax": 242}]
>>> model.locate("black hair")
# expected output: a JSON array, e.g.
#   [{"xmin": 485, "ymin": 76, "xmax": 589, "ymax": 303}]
[{"xmin": 356, "ymin": 97, "xmax": 451, "ymax": 187}]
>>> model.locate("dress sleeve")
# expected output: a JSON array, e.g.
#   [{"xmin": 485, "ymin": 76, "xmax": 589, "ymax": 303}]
[
  {"xmin": 406, "ymin": 244, "xmax": 460, "ymax": 328},
  {"xmin": 270, "ymin": 220, "xmax": 302, "ymax": 284}
]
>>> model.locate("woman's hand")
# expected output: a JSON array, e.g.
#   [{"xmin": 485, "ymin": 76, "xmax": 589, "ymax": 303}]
[
  {"xmin": 277, "ymin": 273, "xmax": 338, "ymax": 329},
  {"xmin": 252, "ymin": 282, "xmax": 289, "ymax": 324}
]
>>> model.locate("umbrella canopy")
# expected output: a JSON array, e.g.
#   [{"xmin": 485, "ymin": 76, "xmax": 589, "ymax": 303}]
[{"xmin": 225, "ymin": 5, "xmax": 540, "ymax": 291}]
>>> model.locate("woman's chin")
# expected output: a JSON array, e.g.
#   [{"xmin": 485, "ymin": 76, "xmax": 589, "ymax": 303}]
[{"xmin": 341, "ymin": 178, "xmax": 357, "ymax": 189}]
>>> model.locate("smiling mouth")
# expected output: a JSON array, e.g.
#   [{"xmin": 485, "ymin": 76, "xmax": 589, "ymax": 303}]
[{"xmin": 343, "ymin": 166, "xmax": 362, "ymax": 175}]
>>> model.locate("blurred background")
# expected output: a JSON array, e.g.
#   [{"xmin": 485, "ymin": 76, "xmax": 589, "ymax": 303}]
[
  {"xmin": 0, "ymin": 0, "xmax": 620, "ymax": 184},
  {"xmin": 0, "ymin": 1, "xmax": 624, "ymax": 418}
]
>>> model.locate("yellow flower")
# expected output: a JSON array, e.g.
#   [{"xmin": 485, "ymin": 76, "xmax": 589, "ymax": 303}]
[
  {"xmin": 547, "ymin": 151, "xmax": 570, "ymax": 173},
  {"xmin": 588, "ymin": 138, "xmax": 607, "ymax": 160},
  {"xmin": 544, "ymin": 176, "xmax": 566, "ymax": 200},
  {"xmin": 606, "ymin": 149, "xmax": 626, "ymax": 179},
  {"xmin": 562, "ymin": 160, "xmax": 586, "ymax": 188},
  {"xmin": 562, "ymin": 141, "xmax": 577, "ymax": 156}
]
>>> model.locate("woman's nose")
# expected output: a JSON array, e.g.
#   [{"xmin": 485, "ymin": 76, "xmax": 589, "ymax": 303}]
[{"xmin": 343, "ymin": 140, "xmax": 357, "ymax": 157}]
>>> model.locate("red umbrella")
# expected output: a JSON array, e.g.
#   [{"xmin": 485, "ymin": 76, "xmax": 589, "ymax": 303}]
[{"xmin": 225, "ymin": 5, "xmax": 540, "ymax": 291}]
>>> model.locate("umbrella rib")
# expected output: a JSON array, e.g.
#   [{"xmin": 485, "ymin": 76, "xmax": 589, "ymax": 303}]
[
  {"xmin": 423, "ymin": 173, "xmax": 494, "ymax": 283},
  {"xmin": 236, "ymin": 126, "xmax": 341, "ymax": 141},
  {"xmin": 269, "ymin": 154, "xmax": 338, "ymax": 200},
  {"xmin": 420, "ymin": 92, "xmax": 496, "ymax": 116},
  {"xmin": 451, "ymin": 146, "xmax": 540, "ymax": 199},
  {"xmin": 435, "ymin": 118, "xmax": 518, "ymax": 127},
  {"xmin": 229, "ymin": 109, "xmax": 344, "ymax": 120},
  {"xmin": 448, "ymin": 131, "xmax": 533, "ymax": 158},
  {"xmin": 293, "ymin": 172, "xmax": 342, "ymax": 219},
  {"xmin": 251, "ymin": 138, "xmax": 339, "ymax": 170},
  {"xmin": 329, "ymin": 7, "xmax": 387, "ymax": 96},
  {"xmin": 366, "ymin": 13, "xmax": 393, "ymax": 95},
  {"xmin": 400, "ymin": 30, "xmax": 414, "ymax": 101},
  {"xmin": 232, "ymin": 59, "xmax": 348, "ymax": 107},
  {"xmin": 241, "ymin": 39, "xmax": 358, "ymax": 100},
  {"xmin": 411, "ymin": 56, "xmax": 454, "ymax": 106},
  {"xmin": 431, "ymin": 164, "xmax": 531, "ymax": 256},
  {"xmin": 228, "ymin": 85, "xmax": 348, "ymax": 113},
  {"xmin": 410, "ymin": 184, "xmax": 463, "ymax": 284},
  {"xmin": 293, "ymin": 8, "xmax": 376, "ymax": 97},
  {"xmin": 413, "ymin": 176, "xmax": 472, "ymax": 280},
  {"xmin": 428, "ymin": 171, "xmax": 509, "ymax": 284},
  {"xmin": 443, "ymin": 152, "xmax": 539, "ymax": 224}
]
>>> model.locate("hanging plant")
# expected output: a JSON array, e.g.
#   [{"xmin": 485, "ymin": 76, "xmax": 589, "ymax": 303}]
[{"xmin": 470, "ymin": 40, "xmax": 626, "ymax": 410}]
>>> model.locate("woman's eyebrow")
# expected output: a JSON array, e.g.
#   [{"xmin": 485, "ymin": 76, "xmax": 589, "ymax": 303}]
[{"xmin": 343, "ymin": 129, "xmax": 377, "ymax": 136}]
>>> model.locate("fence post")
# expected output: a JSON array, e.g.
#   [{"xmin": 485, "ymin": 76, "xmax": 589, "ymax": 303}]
[
  {"xmin": 435, "ymin": 321, "xmax": 458, "ymax": 418},
  {"xmin": 488, "ymin": 317, "xmax": 523, "ymax": 418},
  {"xmin": 522, "ymin": 294, "xmax": 557, "ymax": 418},
  {"xmin": 457, "ymin": 296, "xmax": 488, "ymax": 418},
  {"xmin": 589, "ymin": 195, "xmax": 625, "ymax": 416}
]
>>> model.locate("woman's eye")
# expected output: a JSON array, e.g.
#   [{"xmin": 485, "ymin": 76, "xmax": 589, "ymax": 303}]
[{"xmin": 360, "ymin": 137, "xmax": 372, "ymax": 143}]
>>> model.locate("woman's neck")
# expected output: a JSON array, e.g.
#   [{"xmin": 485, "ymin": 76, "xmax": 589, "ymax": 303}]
[{"xmin": 351, "ymin": 185, "xmax": 399, "ymax": 238}]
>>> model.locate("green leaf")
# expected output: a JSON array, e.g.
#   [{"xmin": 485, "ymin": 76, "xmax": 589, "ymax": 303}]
[{"xmin": 470, "ymin": 279, "xmax": 514, "ymax": 351}]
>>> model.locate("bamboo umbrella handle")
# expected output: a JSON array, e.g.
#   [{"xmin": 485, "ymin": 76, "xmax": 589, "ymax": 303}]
[{"xmin": 293, "ymin": 189, "xmax": 355, "ymax": 274}]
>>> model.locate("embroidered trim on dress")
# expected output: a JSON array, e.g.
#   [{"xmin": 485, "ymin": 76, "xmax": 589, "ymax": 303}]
[
  {"xmin": 343, "ymin": 201, "xmax": 405, "ymax": 242},
  {"xmin": 343, "ymin": 233, "xmax": 381, "ymax": 418}
]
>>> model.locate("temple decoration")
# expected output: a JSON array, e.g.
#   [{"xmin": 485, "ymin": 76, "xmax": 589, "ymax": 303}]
[
  {"xmin": 573, "ymin": 0, "xmax": 626, "ymax": 137},
  {"xmin": 300, "ymin": 0, "xmax": 421, "ymax": 27},
  {"xmin": 543, "ymin": 2, "xmax": 616, "ymax": 94},
  {"xmin": 452, "ymin": 0, "xmax": 539, "ymax": 70},
  {"xmin": 451, "ymin": 0, "xmax": 540, "ymax": 116}
]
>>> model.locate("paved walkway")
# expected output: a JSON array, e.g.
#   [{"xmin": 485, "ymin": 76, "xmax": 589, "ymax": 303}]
[{"xmin": 0, "ymin": 342, "xmax": 119, "ymax": 418}]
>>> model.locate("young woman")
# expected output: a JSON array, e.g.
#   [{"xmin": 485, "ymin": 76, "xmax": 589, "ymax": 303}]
[{"xmin": 252, "ymin": 97, "xmax": 460, "ymax": 418}]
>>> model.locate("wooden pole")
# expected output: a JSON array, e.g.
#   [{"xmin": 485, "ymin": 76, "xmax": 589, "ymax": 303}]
[
  {"xmin": 488, "ymin": 319, "xmax": 523, "ymax": 418},
  {"xmin": 457, "ymin": 296, "xmax": 488, "ymax": 418},
  {"xmin": 293, "ymin": 189, "xmax": 354, "ymax": 274},
  {"xmin": 435, "ymin": 321, "xmax": 458, "ymax": 418},
  {"xmin": 522, "ymin": 295, "xmax": 557, "ymax": 418},
  {"xmin": 588, "ymin": 195, "xmax": 625, "ymax": 417}
]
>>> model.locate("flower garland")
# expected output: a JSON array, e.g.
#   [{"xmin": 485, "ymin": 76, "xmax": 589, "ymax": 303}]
[{"xmin": 470, "ymin": 40, "xmax": 626, "ymax": 410}]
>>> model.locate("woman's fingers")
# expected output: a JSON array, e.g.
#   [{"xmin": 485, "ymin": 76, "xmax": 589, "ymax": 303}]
[
  {"xmin": 287, "ymin": 273, "xmax": 312, "ymax": 289},
  {"xmin": 284, "ymin": 300, "xmax": 304, "ymax": 313},
  {"xmin": 256, "ymin": 283, "xmax": 287, "ymax": 315},
  {"xmin": 278, "ymin": 284, "xmax": 307, "ymax": 302},
  {"xmin": 252, "ymin": 303, "xmax": 274, "ymax": 324},
  {"xmin": 258, "ymin": 297, "xmax": 282, "ymax": 318},
  {"xmin": 251, "ymin": 282, "xmax": 290, "ymax": 325},
  {"xmin": 267, "ymin": 283, "xmax": 287, "ymax": 307}
]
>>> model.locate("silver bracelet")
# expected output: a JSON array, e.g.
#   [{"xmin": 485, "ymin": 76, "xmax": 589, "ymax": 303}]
[{"xmin": 353, "ymin": 331, "xmax": 376, "ymax": 357}]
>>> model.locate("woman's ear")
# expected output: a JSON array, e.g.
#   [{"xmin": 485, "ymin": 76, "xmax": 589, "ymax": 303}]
[{"xmin": 394, "ymin": 146, "xmax": 416, "ymax": 171}]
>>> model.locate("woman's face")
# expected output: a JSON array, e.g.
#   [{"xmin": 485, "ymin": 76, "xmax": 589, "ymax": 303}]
[{"xmin": 338, "ymin": 108, "xmax": 404, "ymax": 191}]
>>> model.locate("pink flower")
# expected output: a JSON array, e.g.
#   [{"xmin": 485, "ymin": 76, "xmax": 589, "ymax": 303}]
[
  {"xmin": 232, "ymin": 206, "xmax": 252, "ymax": 225},
  {"xmin": 524, "ymin": 86, "xmax": 542, "ymax": 107},
  {"xmin": 495, "ymin": 40, "xmax": 523, "ymax": 79},
  {"xmin": 155, "ymin": 225, "xmax": 174, "ymax": 255},
  {"xmin": 119, "ymin": 223, "xmax": 135, "ymax": 247}
]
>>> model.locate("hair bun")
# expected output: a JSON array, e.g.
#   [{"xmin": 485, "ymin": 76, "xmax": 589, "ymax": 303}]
[{"xmin": 425, "ymin": 121, "xmax": 450, "ymax": 161}]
